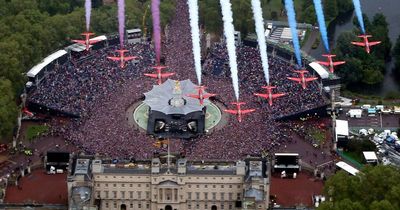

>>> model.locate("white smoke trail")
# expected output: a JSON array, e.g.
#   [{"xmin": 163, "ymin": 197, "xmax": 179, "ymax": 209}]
[
  {"xmin": 219, "ymin": 0, "xmax": 240, "ymax": 100},
  {"xmin": 251, "ymin": 0, "xmax": 270, "ymax": 85},
  {"xmin": 187, "ymin": 0, "xmax": 202, "ymax": 85}
]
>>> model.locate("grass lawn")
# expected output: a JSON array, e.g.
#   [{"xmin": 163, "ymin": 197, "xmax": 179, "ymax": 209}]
[
  {"xmin": 307, "ymin": 128, "xmax": 326, "ymax": 145},
  {"xmin": 342, "ymin": 151, "xmax": 364, "ymax": 168},
  {"xmin": 26, "ymin": 125, "xmax": 49, "ymax": 141}
]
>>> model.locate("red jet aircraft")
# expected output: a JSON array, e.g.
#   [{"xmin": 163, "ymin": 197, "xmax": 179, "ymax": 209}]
[
  {"xmin": 254, "ymin": 85, "xmax": 286, "ymax": 106},
  {"xmin": 224, "ymin": 102, "xmax": 256, "ymax": 123},
  {"xmin": 144, "ymin": 65, "xmax": 175, "ymax": 85},
  {"xmin": 107, "ymin": 49, "xmax": 137, "ymax": 68},
  {"xmin": 351, "ymin": 35, "xmax": 381, "ymax": 54},
  {"xmin": 187, "ymin": 86, "xmax": 217, "ymax": 105},
  {"xmin": 72, "ymin": 32, "xmax": 101, "ymax": 51},
  {"xmin": 22, "ymin": 107, "xmax": 34, "ymax": 117},
  {"xmin": 287, "ymin": 70, "xmax": 318, "ymax": 89},
  {"xmin": 316, "ymin": 54, "xmax": 345, "ymax": 73}
]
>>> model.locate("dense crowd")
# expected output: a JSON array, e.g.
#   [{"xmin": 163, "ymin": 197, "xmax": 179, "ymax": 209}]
[
  {"xmin": 28, "ymin": 0, "xmax": 330, "ymax": 162},
  {"xmin": 30, "ymin": 43, "xmax": 155, "ymax": 115},
  {"xmin": 203, "ymin": 43, "xmax": 328, "ymax": 118}
]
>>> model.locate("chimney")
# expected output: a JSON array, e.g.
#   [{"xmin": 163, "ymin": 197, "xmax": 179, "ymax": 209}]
[
  {"xmin": 236, "ymin": 160, "xmax": 246, "ymax": 175},
  {"xmin": 177, "ymin": 159, "xmax": 187, "ymax": 174},
  {"xmin": 152, "ymin": 158, "xmax": 160, "ymax": 174},
  {"xmin": 92, "ymin": 160, "xmax": 103, "ymax": 173}
]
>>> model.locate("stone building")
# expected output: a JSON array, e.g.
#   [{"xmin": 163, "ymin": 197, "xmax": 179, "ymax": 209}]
[{"xmin": 68, "ymin": 154, "xmax": 270, "ymax": 210}]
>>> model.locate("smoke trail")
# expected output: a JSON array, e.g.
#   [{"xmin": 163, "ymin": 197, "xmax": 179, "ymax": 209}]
[
  {"xmin": 85, "ymin": 0, "xmax": 91, "ymax": 31},
  {"xmin": 352, "ymin": 0, "xmax": 366, "ymax": 34},
  {"xmin": 118, "ymin": 0, "xmax": 125, "ymax": 48},
  {"xmin": 187, "ymin": 0, "xmax": 202, "ymax": 85},
  {"xmin": 219, "ymin": 0, "xmax": 240, "ymax": 100},
  {"xmin": 151, "ymin": 0, "xmax": 161, "ymax": 64},
  {"xmin": 284, "ymin": 0, "xmax": 302, "ymax": 67},
  {"xmin": 313, "ymin": 0, "xmax": 330, "ymax": 52},
  {"xmin": 251, "ymin": 0, "xmax": 270, "ymax": 85}
]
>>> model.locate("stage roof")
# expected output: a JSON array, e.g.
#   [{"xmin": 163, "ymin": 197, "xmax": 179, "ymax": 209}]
[{"xmin": 144, "ymin": 79, "xmax": 207, "ymax": 115}]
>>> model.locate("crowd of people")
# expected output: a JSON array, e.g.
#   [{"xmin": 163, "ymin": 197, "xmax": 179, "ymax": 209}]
[
  {"xmin": 30, "ymin": 43, "xmax": 155, "ymax": 115},
  {"xmin": 27, "ymin": 0, "xmax": 331, "ymax": 164}
]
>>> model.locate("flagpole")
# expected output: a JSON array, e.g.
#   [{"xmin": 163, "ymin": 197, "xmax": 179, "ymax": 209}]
[{"xmin": 167, "ymin": 138, "xmax": 170, "ymax": 173}]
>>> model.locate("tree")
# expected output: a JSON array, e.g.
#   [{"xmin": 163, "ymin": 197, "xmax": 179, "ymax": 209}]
[
  {"xmin": 369, "ymin": 200, "xmax": 396, "ymax": 210},
  {"xmin": 393, "ymin": 35, "xmax": 400, "ymax": 78},
  {"xmin": 318, "ymin": 166, "xmax": 400, "ymax": 210},
  {"xmin": 334, "ymin": 32, "xmax": 385, "ymax": 85},
  {"xmin": 0, "ymin": 78, "xmax": 18, "ymax": 139},
  {"xmin": 160, "ymin": 0, "xmax": 176, "ymax": 27},
  {"xmin": 271, "ymin": 11, "xmax": 278, "ymax": 20},
  {"xmin": 353, "ymin": 13, "xmax": 372, "ymax": 34},
  {"xmin": 336, "ymin": 0, "xmax": 353, "ymax": 15},
  {"xmin": 301, "ymin": 6, "xmax": 316, "ymax": 25},
  {"xmin": 199, "ymin": 0, "xmax": 223, "ymax": 34},
  {"xmin": 232, "ymin": 0, "xmax": 254, "ymax": 37},
  {"xmin": 370, "ymin": 13, "xmax": 392, "ymax": 60},
  {"xmin": 323, "ymin": 0, "xmax": 338, "ymax": 21}
]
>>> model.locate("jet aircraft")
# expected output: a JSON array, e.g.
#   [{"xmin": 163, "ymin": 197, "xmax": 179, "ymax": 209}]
[
  {"xmin": 224, "ymin": 102, "xmax": 255, "ymax": 122},
  {"xmin": 316, "ymin": 54, "xmax": 345, "ymax": 73},
  {"xmin": 254, "ymin": 85, "xmax": 286, "ymax": 106},
  {"xmin": 186, "ymin": 86, "xmax": 217, "ymax": 105},
  {"xmin": 351, "ymin": 35, "xmax": 381, "ymax": 54},
  {"xmin": 72, "ymin": 32, "xmax": 101, "ymax": 51},
  {"xmin": 287, "ymin": 70, "xmax": 318, "ymax": 89},
  {"xmin": 107, "ymin": 49, "xmax": 137, "ymax": 68},
  {"xmin": 144, "ymin": 65, "xmax": 175, "ymax": 85}
]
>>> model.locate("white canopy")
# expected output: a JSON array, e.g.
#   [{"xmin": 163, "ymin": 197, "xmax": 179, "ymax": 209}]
[
  {"xmin": 363, "ymin": 151, "xmax": 378, "ymax": 161},
  {"xmin": 335, "ymin": 120, "xmax": 349, "ymax": 136},
  {"xmin": 127, "ymin": 28, "xmax": 142, "ymax": 33},
  {"xmin": 309, "ymin": 62, "xmax": 329, "ymax": 79},
  {"xmin": 27, "ymin": 50, "xmax": 67, "ymax": 78},
  {"xmin": 336, "ymin": 161, "xmax": 359, "ymax": 176},
  {"xmin": 90, "ymin": 35, "xmax": 107, "ymax": 41}
]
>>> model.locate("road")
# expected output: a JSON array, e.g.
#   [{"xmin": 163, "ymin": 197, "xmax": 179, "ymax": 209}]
[
  {"xmin": 338, "ymin": 108, "xmax": 400, "ymax": 130},
  {"xmin": 380, "ymin": 143, "xmax": 400, "ymax": 166},
  {"xmin": 301, "ymin": 29, "xmax": 319, "ymax": 53}
]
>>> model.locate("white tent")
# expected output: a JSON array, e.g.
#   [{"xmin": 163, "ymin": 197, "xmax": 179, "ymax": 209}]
[
  {"xmin": 363, "ymin": 151, "xmax": 378, "ymax": 164},
  {"xmin": 336, "ymin": 161, "xmax": 359, "ymax": 176},
  {"xmin": 27, "ymin": 50, "xmax": 67, "ymax": 78},
  {"xmin": 336, "ymin": 120, "xmax": 349, "ymax": 136},
  {"xmin": 309, "ymin": 62, "xmax": 329, "ymax": 79}
]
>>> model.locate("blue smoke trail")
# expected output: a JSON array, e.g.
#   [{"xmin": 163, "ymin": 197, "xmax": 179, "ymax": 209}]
[
  {"xmin": 352, "ymin": 0, "xmax": 366, "ymax": 34},
  {"xmin": 313, "ymin": 0, "xmax": 330, "ymax": 52},
  {"xmin": 284, "ymin": 0, "xmax": 302, "ymax": 67}
]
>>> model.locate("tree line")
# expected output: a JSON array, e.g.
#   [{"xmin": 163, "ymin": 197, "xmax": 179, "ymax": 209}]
[
  {"xmin": 319, "ymin": 165, "xmax": 400, "ymax": 210},
  {"xmin": 393, "ymin": 35, "xmax": 400, "ymax": 79},
  {"xmin": 199, "ymin": 0, "xmax": 353, "ymax": 36},
  {"xmin": 0, "ymin": 0, "xmax": 175, "ymax": 140},
  {"xmin": 333, "ymin": 13, "xmax": 392, "ymax": 88},
  {"xmin": 300, "ymin": 0, "xmax": 353, "ymax": 25}
]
